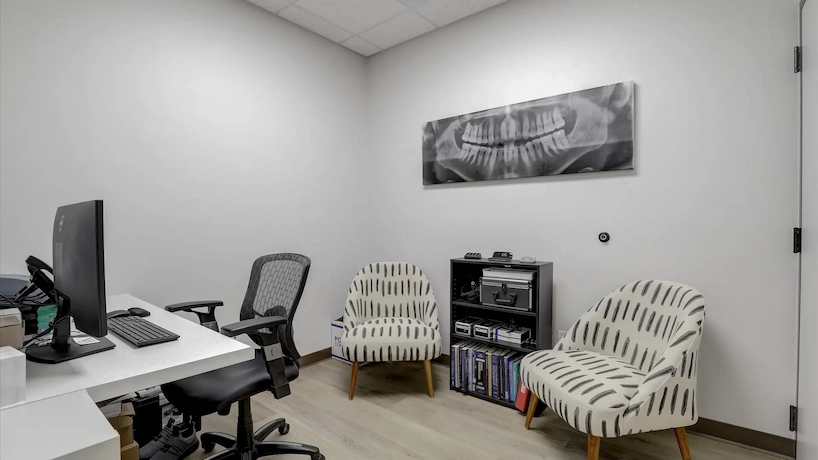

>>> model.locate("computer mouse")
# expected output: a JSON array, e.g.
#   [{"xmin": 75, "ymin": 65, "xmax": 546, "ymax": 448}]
[
  {"xmin": 107, "ymin": 310, "xmax": 130, "ymax": 319},
  {"xmin": 128, "ymin": 307, "xmax": 151, "ymax": 317}
]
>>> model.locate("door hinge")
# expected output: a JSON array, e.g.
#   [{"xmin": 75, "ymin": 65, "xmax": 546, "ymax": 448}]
[
  {"xmin": 794, "ymin": 228, "xmax": 802, "ymax": 253},
  {"xmin": 790, "ymin": 405, "xmax": 798, "ymax": 432},
  {"xmin": 795, "ymin": 46, "xmax": 802, "ymax": 73}
]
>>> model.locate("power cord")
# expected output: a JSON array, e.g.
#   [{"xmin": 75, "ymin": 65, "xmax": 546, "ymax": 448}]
[
  {"xmin": 0, "ymin": 294, "xmax": 20, "ymax": 309},
  {"xmin": 22, "ymin": 306, "xmax": 72, "ymax": 348}
]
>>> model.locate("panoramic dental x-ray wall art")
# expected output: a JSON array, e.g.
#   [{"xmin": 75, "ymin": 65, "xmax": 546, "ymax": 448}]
[{"xmin": 422, "ymin": 81, "xmax": 634, "ymax": 184}]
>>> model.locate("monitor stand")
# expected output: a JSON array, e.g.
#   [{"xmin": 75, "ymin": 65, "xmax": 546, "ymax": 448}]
[
  {"xmin": 26, "ymin": 336, "xmax": 115, "ymax": 363},
  {"xmin": 25, "ymin": 296, "xmax": 115, "ymax": 364}
]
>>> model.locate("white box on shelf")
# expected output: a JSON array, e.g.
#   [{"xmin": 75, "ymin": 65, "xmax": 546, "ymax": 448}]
[{"xmin": 0, "ymin": 346, "xmax": 25, "ymax": 407}]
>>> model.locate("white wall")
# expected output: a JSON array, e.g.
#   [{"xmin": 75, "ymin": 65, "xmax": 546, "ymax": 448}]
[
  {"xmin": 0, "ymin": 0, "xmax": 372, "ymax": 355},
  {"xmin": 366, "ymin": 0, "xmax": 801, "ymax": 438}
]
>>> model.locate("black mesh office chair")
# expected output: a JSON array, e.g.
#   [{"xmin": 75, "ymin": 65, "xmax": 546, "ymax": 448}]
[{"xmin": 161, "ymin": 254, "xmax": 324, "ymax": 460}]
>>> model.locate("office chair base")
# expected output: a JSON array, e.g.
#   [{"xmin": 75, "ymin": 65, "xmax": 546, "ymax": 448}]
[
  {"xmin": 203, "ymin": 442, "xmax": 323, "ymax": 460},
  {"xmin": 202, "ymin": 432, "xmax": 237, "ymax": 452},
  {"xmin": 253, "ymin": 418, "xmax": 289, "ymax": 440},
  {"xmin": 201, "ymin": 399, "xmax": 321, "ymax": 460}
]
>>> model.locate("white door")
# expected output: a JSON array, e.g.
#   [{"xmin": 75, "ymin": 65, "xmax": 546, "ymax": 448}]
[{"xmin": 799, "ymin": 0, "xmax": 818, "ymax": 458}]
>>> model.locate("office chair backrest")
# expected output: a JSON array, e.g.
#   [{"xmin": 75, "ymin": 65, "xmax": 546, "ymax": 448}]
[
  {"xmin": 240, "ymin": 253, "xmax": 311, "ymax": 360},
  {"xmin": 556, "ymin": 280, "xmax": 705, "ymax": 374}
]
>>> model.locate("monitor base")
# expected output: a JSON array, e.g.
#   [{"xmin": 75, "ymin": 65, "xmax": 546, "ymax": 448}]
[{"xmin": 26, "ymin": 337, "xmax": 115, "ymax": 364}]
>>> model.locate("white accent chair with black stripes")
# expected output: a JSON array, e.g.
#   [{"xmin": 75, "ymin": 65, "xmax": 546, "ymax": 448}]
[
  {"xmin": 341, "ymin": 262, "xmax": 441, "ymax": 400},
  {"xmin": 520, "ymin": 280, "xmax": 705, "ymax": 460}
]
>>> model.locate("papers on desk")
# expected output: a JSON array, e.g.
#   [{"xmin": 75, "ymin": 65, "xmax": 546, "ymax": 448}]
[{"xmin": 74, "ymin": 336, "xmax": 100, "ymax": 346}]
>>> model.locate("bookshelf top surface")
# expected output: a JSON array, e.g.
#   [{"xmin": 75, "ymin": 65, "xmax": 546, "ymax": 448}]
[{"xmin": 451, "ymin": 258, "xmax": 551, "ymax": 267}]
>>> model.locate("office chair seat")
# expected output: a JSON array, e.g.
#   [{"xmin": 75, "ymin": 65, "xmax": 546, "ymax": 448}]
[{"xmin": 161, "ymin": 350, "xmax": 298, "ymax": 417}]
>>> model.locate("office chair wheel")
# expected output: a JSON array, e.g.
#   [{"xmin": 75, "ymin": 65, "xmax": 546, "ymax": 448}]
[
  {"xmin": 311, "ymin": 454, "xmax": 325, "ymax": 460},
  {"xmin": 278, "ymin": 423, "xmax": 290, "ymax": 435},
  {"xmin": 202, "ymin": 438, "xmax": 216, "ymax": 453}
]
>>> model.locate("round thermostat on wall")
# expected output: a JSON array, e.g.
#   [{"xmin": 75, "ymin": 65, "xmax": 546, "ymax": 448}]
[{"xmin": 598, "ymin": 232, "xmax": 610, "ymax": 243}]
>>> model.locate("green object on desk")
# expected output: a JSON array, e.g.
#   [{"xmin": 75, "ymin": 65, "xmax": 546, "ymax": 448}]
[{"xmin": 37, "ymin": 304, "xmax": 58, "ymax": 332}]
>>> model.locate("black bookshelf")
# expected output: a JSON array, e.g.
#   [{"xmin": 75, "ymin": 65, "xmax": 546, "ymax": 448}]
[
  {"xmin": 452, "ymin": 300, "xmax": 538, "ymax": 317},
  {"xmin": 452, "ymin": 388, "xmax": 517, "ymax": 409},
  {"xmin": 451, "ymin": 333, "xmax": 536, "ymax": 353},
  {"xmin": 449, "ymin": 258, "xmax": 553, "ymax": 409}
]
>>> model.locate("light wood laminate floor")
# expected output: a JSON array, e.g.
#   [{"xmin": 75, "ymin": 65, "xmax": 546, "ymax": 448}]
[{"xmin": 189, "ymin": 359, "xmax": 783, "ymax": 460}]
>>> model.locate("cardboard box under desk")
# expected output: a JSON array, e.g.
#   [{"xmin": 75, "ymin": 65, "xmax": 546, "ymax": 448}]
[
  {"xmin": 0, "ymin": 311, "xmax": 23, "ymax": 349},
  {"xmin": 107, "ymin": 402, "xmax": 135, "ymax": 448},
  {"xmin": 120, "ymin": 441, "xmax": 139, "ymax": 460}
]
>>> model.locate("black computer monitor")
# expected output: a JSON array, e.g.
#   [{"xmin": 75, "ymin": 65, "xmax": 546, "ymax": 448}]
[{"xmin": 26, "ymin": 200, "xmax": 115, "ymax": 363}]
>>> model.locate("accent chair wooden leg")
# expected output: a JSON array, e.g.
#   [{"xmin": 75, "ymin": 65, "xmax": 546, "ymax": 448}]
[
  {"xmin": 348, "ymin": 361, "xmax": 360, "ymax": 400},
  {"xmin": 423, "ymin": 360, "xmax": 434, "ymax": 398},
  {"xmin": 587, "ymin": 434, "xmax": 601, "ymax": 460},
  {"xmin": 524, "ymin": 394, "xmax": 538, "ymax": 429},
  {"xmin": 674, "ymin": 427, "xmax": 692, "ymax": 460}
]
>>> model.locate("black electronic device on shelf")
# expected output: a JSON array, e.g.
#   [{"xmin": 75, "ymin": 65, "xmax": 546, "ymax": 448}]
[
  {"xmin": 449, "ymin": 257, "xmax": 553, "ymax": 410},
  {"xmin": 488, "ymin": 251, "xmax": 513, "ymax": 262},
  {"xmin": 464, "ymin": 252, "xmax": 482, "ymax": 260}
]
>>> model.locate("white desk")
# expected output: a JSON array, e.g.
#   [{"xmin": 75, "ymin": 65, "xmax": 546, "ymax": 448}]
[
  {"xmin": 17, "ymin": 294, "xmax": 253, "ymax": 406},
  {"xmin": 1, "ymin": 294, "xmax": 254, "ymax": 460}
]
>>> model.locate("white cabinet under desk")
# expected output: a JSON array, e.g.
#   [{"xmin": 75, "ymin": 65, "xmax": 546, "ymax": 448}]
[{"xmin": 0, "ymin": 390, "xmax": 120, "ymax": 460}]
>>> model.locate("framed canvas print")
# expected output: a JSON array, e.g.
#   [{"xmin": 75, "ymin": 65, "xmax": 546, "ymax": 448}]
[{"xmin": 422, "ymin": 81, "xmax": 634, "ymax": 185}]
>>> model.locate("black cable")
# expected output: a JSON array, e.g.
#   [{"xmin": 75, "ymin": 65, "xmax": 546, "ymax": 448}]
[
  {"xmin": 0, "ymin": 294, "xmax": 20, "ymax": 309},
  {"xmin": 22, "ymin": 306, "xmax": 72, "ymax": 347},
  {"xmin": 2, "ymin": 294, "xmax": 45, "ymax": 308}
]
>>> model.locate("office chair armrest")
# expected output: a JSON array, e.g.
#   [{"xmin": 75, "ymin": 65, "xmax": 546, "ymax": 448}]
[
  {"xmin": 221, "ymin": 316, "xmax": 287, "ymax": 339},
  {"xmin": 222, "ymin": 316, "xmax": 292, "ymax": 399},
  {"xmin": 165, "ymin": 301, "xmax": 224, "ymax": 331},
  {"xmin": 165, "ymin": 300, "xmax": 224, "ymax": 312}
]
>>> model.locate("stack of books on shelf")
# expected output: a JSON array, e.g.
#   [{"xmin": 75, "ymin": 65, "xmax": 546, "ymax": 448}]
[{"xmin": 451, "ymin": 340, "xmax": 527, "ymax": 403}]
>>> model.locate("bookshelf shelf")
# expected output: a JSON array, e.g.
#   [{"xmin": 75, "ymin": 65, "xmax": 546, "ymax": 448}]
[
  {"xmin": 451, "ymin": 333, "xmax": 536, "ymax": 353},
  {"xmin": 451, "ymin": 300, "xmax": 538, "ymax": 317},
  {"xmin": 449, "ymin": 257, "xmax": 553, "ymax": 411},
  {"xmin": 452, "ymin": 388, "xmax": 517, "ymax": 410}
]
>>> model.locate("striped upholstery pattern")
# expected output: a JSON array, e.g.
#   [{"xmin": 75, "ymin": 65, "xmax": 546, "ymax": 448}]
[
  {"xmin": 341, "ymin": 262, "xmax": 441, "ymax": 363},
  {"xmin": 521, "ymin": 280, "xmax": 705, "ymax": 437}
]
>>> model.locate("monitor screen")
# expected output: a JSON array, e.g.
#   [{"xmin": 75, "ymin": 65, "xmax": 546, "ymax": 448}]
[{"xmin": 52, "ymin": 200, "xmax": 107, "ymax": 337}]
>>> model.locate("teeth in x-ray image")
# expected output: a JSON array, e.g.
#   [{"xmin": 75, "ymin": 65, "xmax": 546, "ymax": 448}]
[{"xmin": 422, "ymin": 81, "xmax": 634, "ymax": 184}]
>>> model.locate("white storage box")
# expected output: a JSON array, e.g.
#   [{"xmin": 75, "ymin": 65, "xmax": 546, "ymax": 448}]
[
  {"xmin": 331, "ymin": 317, "xmax": 351, "ymax": 364},
  {"xmin": 0, "ymin": 346, "xmax": 25, "ymax": 407},
  {"xmin": 331, "ymin": 317, "xmax": 368, "ymax": 366}
]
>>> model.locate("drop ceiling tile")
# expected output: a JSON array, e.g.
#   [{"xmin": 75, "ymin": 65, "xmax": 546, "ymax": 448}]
[
  {"xmin": 358, "ymin": 11, "xmax": 435, "ymax": 49},
  {"xmin": 396, "ymin": 0, "xmax": 434, "ymax": 9},
  {"xmin": 278, "ymin": 5, "xmax": 353, "ymax": 43},
  {"xmin": 246, "ymin": 0, "xmax": 291, "ymax": 14},
  {"xmin": 340, "ymin": 36, "xmax": 382, "ymax": 57},
  {"xmin": 413, "ymin": 0, "xmax": 508, "ymax": 27},
  {"xmin": 295, "ymin": 0, "xmax": 408, "ymax": 34}
]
